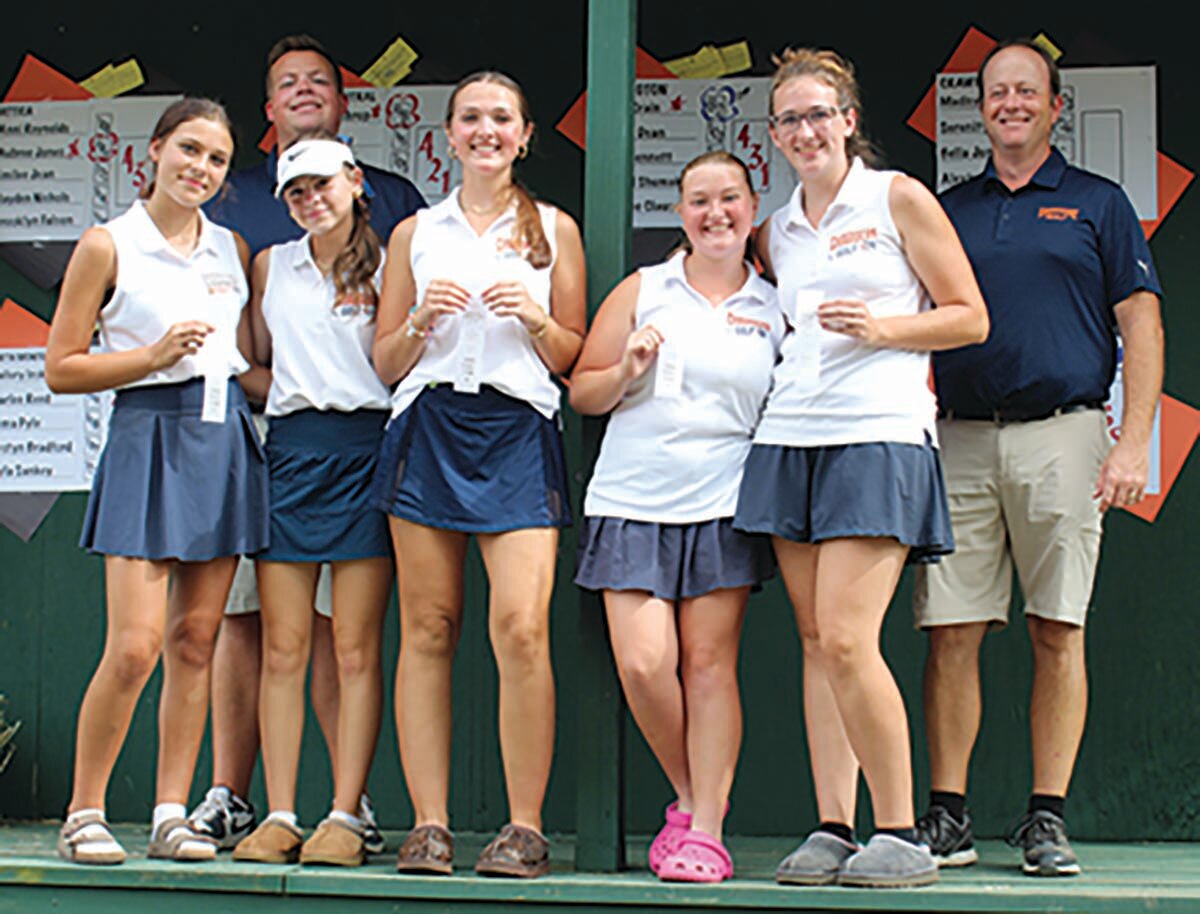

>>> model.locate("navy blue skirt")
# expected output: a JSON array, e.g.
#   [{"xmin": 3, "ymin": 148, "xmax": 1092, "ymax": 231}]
[
  {"xmin": 372, "ymin": 385, "xmax": 571, "ymax": 532},
  {"xmin": 733, "ymin": 439, "xmax": 954, "ymax": 564},
  {"xmin": 258, "ymin": 409, "xmax": 390, "ymax": 562},
  {"xmin": 80, "ymin": 378, "xmax": 269, "ymax": 562},
  {"xmin": 575, "ymin": 516, "xmax": 775, "ymax": 600}
]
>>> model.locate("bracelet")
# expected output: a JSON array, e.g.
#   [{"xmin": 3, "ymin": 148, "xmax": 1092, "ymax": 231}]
[
  {"xmin": 529, "ymin": 318, "xmax": 550, "ymax": 340},
  {"xmin": 404, "ymin": 318, "xmax": 429, "ymax": 340}
]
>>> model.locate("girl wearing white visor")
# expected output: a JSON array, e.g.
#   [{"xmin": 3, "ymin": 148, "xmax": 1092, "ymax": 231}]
[{"xmin": 232, "ymin": 136, "xmax": 394, "ymax": 867}]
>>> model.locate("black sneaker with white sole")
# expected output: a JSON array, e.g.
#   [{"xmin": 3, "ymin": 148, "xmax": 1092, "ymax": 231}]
[
  {"xmin": 359, "ymin": 794, "xmax": 385, "ymax": 855},
  {"xmin": 188, "ymin": 786, "xmax": 257, "ymax": 850},
  {"xmin": 915, "ymin": 804, "xmax": 978, "ymax": 867},
  {"xmin": 1006, "ymin": 810, "xmax": 1081, "ymax": 877}
]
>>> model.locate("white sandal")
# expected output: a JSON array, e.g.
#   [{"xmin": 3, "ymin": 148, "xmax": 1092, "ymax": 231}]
[
  {"xmin": 147, "ymin": 816, "xmax": 217, "ymax": 862},
  {"xmin": 58, "ymin": 812, "xmax": 127, "ymax": 865}
]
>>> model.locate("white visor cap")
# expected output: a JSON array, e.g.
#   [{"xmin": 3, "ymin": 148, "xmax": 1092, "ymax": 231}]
[{"xmin": 275, "ymin": 139, "xmax": 356, "ymax": 198}]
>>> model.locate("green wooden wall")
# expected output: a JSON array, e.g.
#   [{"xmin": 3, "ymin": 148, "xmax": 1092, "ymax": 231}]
[{"xmin": 1, "ymin": 1, "xmax": 1197, "ymax": 843}]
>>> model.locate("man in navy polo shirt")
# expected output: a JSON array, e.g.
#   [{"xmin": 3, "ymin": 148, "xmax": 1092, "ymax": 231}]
[
  {"xmin": 913, "ymin": 39, "xmax": 1163, "ymax": 877},
  {"xmin": 209, "ymin": 35, "xmax": 426, "ymax": 255},
  {"xmin": 190, "ymin": 34, "xmax": 425, "ymax": 855}
]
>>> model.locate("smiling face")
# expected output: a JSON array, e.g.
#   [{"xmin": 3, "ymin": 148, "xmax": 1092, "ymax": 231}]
[
  {"xmin": 281, "ymin": 167, "xmax": 361, "ymax": 235},
  {"xmin": 979, "ymin": 46, "xmax": 1062, "ymax": 157},
  {"xmin": 444, "ymin": 80, "xmax": 533, "ymax": 177},
  {"xmin": 147, "ymin": 116, "xmax": 233, "ymax": 208},
  {"xmin": 265, "ymin": 50, "xmax": 347, "ymax": 148},
  {"xmin": 769, "ymin": 75, "xmax": 857, "ymax": 183},
  {"xmin": 677, "ymin": 161, "xmax": 757, "ymax": 261}
]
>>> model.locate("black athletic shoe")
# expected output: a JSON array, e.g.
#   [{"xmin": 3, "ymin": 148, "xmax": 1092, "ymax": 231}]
[
  {"xmin": 916, "ymin": 804, "xmax": 978, "ymax": 867},
  {"xmin": 359, "ymin": 795, "xmax": 385, "ymax": 855},
  {"xmin": 188, "ymin": 786, "xmax": 257, "ymax": 850},
  {"xmin": 1006, "ymin": 810, "xmax": 1081, "ymax": 877}
]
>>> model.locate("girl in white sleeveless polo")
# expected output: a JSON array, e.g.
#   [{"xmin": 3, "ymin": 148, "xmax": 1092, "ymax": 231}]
[
  {"xmin": 371, "ymin": 71, "xmax": 586, "ymax": 878},
  {"xmin": 733, "ymin": 49, "xmax": 988, "ymax": 889},
  {"xmin": 230, "ymin": 138, "xmax": 393, "ymax": 868},
  {"xmin": 46, "ymin": 98, "xmax": 266, "ymax": 866},
  {"xmin": 572, "ymin": 152, "xmax": 783, "ymax": 884}
]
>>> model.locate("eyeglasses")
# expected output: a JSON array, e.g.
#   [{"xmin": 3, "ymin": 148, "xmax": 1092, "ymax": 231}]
[{"xmin": 769, "ymin": 106, "xmax": 845, "ymax": 135}]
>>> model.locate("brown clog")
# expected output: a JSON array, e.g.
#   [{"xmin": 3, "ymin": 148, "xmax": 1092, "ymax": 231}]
[
  {"xmin": 233, "ymin": 818, "xmax": 303, "ymax": 864},
  {"xmin": 395, "ymin": 824, "xmax": 454, "ymax": 875},
  {"xmin": 475, "ymin": 824, "xmax": 550, "ymax": 878},
  {"xmin": 300, "ymin": 817, "xmax": 365, "ymax": 867}
]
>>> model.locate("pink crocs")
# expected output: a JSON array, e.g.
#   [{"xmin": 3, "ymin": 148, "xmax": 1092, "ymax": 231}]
[
  {"xmin": 658, "ymin": 830, "xmax": 733, "ymax": 883},
  {"xmin": 648, "ymin": 802, "xmax": 691, "ymax": 875}
]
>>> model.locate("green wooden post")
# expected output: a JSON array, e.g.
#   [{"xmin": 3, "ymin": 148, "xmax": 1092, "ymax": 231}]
[{"xmin": 574, "ymin": 0, "xmax": 635, "ymax": 874}]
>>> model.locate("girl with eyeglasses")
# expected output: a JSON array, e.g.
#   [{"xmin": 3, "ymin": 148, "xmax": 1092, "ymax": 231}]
[{"xmin": 733, "ymin": 48, "xmax": 988, "ymax": 888}]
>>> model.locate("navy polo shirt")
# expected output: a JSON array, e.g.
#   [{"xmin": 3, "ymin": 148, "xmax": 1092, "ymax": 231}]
[
  {"xmin": 934, "ymin": 148, "xmax": 1160, "ymax": 416},
  {"xmin": 206, "ymin": 149, "xmax": 427, "ymax": 257}
]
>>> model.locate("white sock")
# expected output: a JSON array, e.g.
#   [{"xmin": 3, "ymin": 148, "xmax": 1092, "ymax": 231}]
[
  {"xmin": 329, "ymin": 809, "xmax": 363, "ymax": 830},
  {"xmin": 67, "ymin": 807, "xmax": 106, "ymax": 824},
  {"xmin": 267, "ymin": 810, "xmax": 299, "ymax": 828},
  {"xmin": 152, "ymin": 803, "xmax": 187, "ymax": 834}
]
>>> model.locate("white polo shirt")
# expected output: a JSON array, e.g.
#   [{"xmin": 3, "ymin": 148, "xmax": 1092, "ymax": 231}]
[
  {"xmin": 262, "ymin": 236, "xmax": 391, "ymax": 416},
  {"xmin": 584, "ymin": 253, "xmax": 784, "ymax": 523},
  {"xmin": 392, "ymin": 191, "xmax": 561, "ymax": 419},
  {"xmin": 754, "ymin": 158, "xmax": 937, "ymax": 447},
  {"xmin": 100, "ymin": 201, "xmax": 248, "ymax": 388}
]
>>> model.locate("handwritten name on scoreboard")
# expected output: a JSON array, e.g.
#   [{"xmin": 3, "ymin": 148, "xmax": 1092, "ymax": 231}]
[
  {"xmin": 0, "ymin": 97, "xmax": 179, "ymax": 243},
  {"xmin": 0, "ymin": 348, "xmax": 111, "ymax": 492}
]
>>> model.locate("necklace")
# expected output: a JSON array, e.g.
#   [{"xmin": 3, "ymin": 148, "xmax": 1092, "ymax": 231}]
[{"xmin": 459, "ymin": 187, "xmax": 513, "ymax": 216}]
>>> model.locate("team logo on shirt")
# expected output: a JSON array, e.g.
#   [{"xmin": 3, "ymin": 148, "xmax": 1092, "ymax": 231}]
[
  {"xmin": 332, "ymin": 288, "xmax": 378, "ymax": 321},
  {"xmin": 829, "ymin": 227, "xmax": 879, "ymax": 258},
  {"xmin": 333, "ymin": 302, "xmax": 377, "ymax": 320},
  {"xmin": 726, "ymin": 311, "xmax": 770, "ymax": 338},
  {"xmin": 203, "ymin": 272, "xmax": 240, "ymax": 296},
  {"xmin": 495, "ymin": 237, "xmax": 530, "ymax": 261},
  {"xmin": 1037, "ymin": 206, "xmax": 1079, "ymax": 221}
]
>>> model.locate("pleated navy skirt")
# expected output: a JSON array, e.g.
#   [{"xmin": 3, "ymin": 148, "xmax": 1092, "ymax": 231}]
[
  {"xmin": 733, "ymin": 437, "xmax": 954, "ymax": 564},
  {"xmin": 575, "ymin": 516, "xmax": 775, "ymax": 600},
  {"xmin": 80, "ymin": 378, "xmax": 269, "ymax": 562},
  {"xmin": 372, "ymin": 384, "xmax": 571, "ymax": 532},
  {"xmin": 259, "ymin": 408, "xmax": 390, "ymax": 562}
]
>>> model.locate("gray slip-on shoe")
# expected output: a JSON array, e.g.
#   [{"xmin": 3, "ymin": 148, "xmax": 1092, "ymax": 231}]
[
  {"xmin": 775, "ymin": 830, "xmax": 859, "ymax": 886},
  {"xmin": 838, "ymin": 833, "xmax": 938, "ymax": 888}
]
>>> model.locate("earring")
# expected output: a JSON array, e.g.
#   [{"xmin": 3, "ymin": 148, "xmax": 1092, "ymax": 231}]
[
  {"xmin": 448, "ymin": 145, "xmax": 458, "ymax": 160},
  {"xmin": 517, "ymin": 144, "xmax": 528, "ymax": 160}
]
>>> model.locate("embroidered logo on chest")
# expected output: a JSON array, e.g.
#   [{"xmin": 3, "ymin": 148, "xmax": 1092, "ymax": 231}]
[
  {"xmin": 1037, "ymin": 206, "xmax": 1079, "ymax": 222},
  {"xmin": 203, "ymin": 272, "xmax": 239, "ymax": 296},
  {"xmin": 829, "ymin": 227, "xmax": 879, "ymax": 259},
  {"xmin": 495, "ymin": 237, "xmax": 530, "ymax": 261},
  {"xmin": 726, "ymin": 311, "xmax": 770, "ymax": 338}
]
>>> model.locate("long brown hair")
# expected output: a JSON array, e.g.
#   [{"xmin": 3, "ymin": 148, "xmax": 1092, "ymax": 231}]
[
  {"xmin": 280, "ymin": 131, "xmax": 382, "ymax": 311},
  {"xmin": 446, "ymin": 71, "xmax": 552, "ymax": 269},
  {"xmin": 140, "ymin": 97, "xmax": 235, "ymax": 199},
  {"xmin": 769, "ymin": 48, "xmax": 881, "ymax": 167},
  {"xmin": 332, "ymin": 193, "xmax": 382, "ymax": 310}
]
